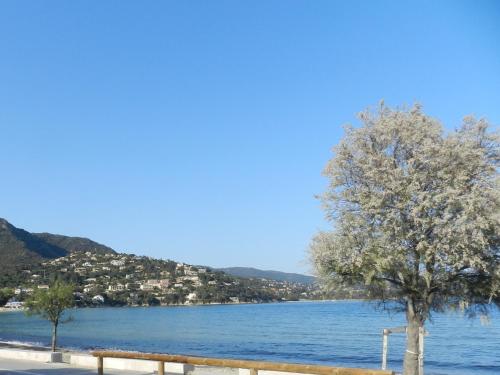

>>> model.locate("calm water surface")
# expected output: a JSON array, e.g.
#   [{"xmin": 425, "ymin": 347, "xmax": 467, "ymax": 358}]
[{"xmin": 0, "ymin": 301, "xmax": 498, "ymax": 375}]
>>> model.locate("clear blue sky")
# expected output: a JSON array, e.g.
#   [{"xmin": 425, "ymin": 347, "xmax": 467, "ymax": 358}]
[{"xmin": 0, "ymin": 1, "xmax": 499, "ymax": 273}]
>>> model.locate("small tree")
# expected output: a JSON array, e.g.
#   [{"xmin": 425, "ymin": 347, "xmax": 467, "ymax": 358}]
[
  {"xmin": 0, "ymin": 288, "xmax": 14, "ymax": 306},
  {"xmin": 25, "ymin": 281, "xmax": 75, "ymax": 352},
  {"xmin": 311, "ymin": 103, "xmax": 499, "ymax": 375}
]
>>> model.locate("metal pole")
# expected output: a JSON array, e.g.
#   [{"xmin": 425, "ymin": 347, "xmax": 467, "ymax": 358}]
[{"xmin": 382, "ymin": 329, "xmax": 388, "ymax": 370}]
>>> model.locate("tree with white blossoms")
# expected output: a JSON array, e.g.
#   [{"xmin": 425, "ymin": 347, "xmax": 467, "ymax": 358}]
[{"xmin": 310, "ymin": 103, "xmax": 499, "ymax": 375}]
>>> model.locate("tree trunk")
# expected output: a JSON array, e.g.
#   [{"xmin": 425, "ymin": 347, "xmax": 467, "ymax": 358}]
[
  {"xmin": 51, "ymin": 322, "xmax": 58, "ymax": 352},
  {"xmin": 403, "ymin": 302, "xmax": 422, "ymax": 375}
]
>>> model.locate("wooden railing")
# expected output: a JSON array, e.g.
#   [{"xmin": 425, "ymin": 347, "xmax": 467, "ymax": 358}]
[{"xmin": 91, "ymin": 350, "xmax": 395, "ymax": 375}]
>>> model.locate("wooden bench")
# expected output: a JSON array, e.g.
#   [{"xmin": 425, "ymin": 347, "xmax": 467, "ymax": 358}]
[{"xmin": 91, "ymin": 350, "xmax": 395, "ymax": 375}]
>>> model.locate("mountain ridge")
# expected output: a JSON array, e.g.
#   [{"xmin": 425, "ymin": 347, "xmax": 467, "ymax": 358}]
[
  {"xmin": 216, "ymin": 267, "xmax": 316, "ymax": 284},
  {"xmin": 33, "ymin": 232, "xmax": 115, "ymax": 255},
  {"xmin": 0, "ymin": 218, "xmax": 116, "ymax": 273}
]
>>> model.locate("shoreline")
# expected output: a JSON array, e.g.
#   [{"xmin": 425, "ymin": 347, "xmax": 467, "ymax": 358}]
[
  {"xmin": 0, "ymin": 298, "xmax": 371, "ymax": 313},
  {"xmin": 0, "ymin": 307, "xmax": 25, "ymax": 313}
]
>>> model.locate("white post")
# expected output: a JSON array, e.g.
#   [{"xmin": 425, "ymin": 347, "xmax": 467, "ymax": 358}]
[
  {"xmin": 382, "ymin": 329, "xmax": 388, "ymax": 370},
  {"xmin": 418, "ymin": 327, "xmax": 425, "ymax": 375},
  {"xmin": 381, "ymin": 326, "xmax": 406, "ymax": 370}
]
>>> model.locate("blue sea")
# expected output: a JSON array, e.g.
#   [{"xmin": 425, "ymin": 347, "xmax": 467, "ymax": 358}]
[{"xmin": 0, "ymin": 301, "xmax": 498, "ymax": 375}]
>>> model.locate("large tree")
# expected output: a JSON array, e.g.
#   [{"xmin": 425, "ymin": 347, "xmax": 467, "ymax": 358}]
[
  {"xmin": 25, "ymin": 281, "xmax": 75, "ymax": 352},
  {"xmin": 310, "ymin": 103, "xmax": 499, "ymax": 375}
]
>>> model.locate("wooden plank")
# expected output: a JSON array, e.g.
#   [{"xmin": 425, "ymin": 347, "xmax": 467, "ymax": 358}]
[
  {"xmin": 90, "ymin": 351, "xmax": 394, "ymax": 375},
  {"xmin": 250, "ymin": 368, "xmax": 258, "ymax": 375},
  {"xmin": 158, "ymin": 361, "xmax": 165, "ymax": 375}
]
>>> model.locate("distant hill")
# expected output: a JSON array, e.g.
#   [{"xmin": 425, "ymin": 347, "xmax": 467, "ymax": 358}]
[
  {"xmin": 0, "ymin": 218, "xmax": 115, "ymax": 273},
  {"xmin": 33, "ymin": 233, "xmax": 115, "ymax": 255},
  {"xmin": 217, "ymin": 267, "xmax": 316, "ymax": 284},
  {"xmin": 0, "ymin": 218, "xmax": 67, "ymax": 271}
]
